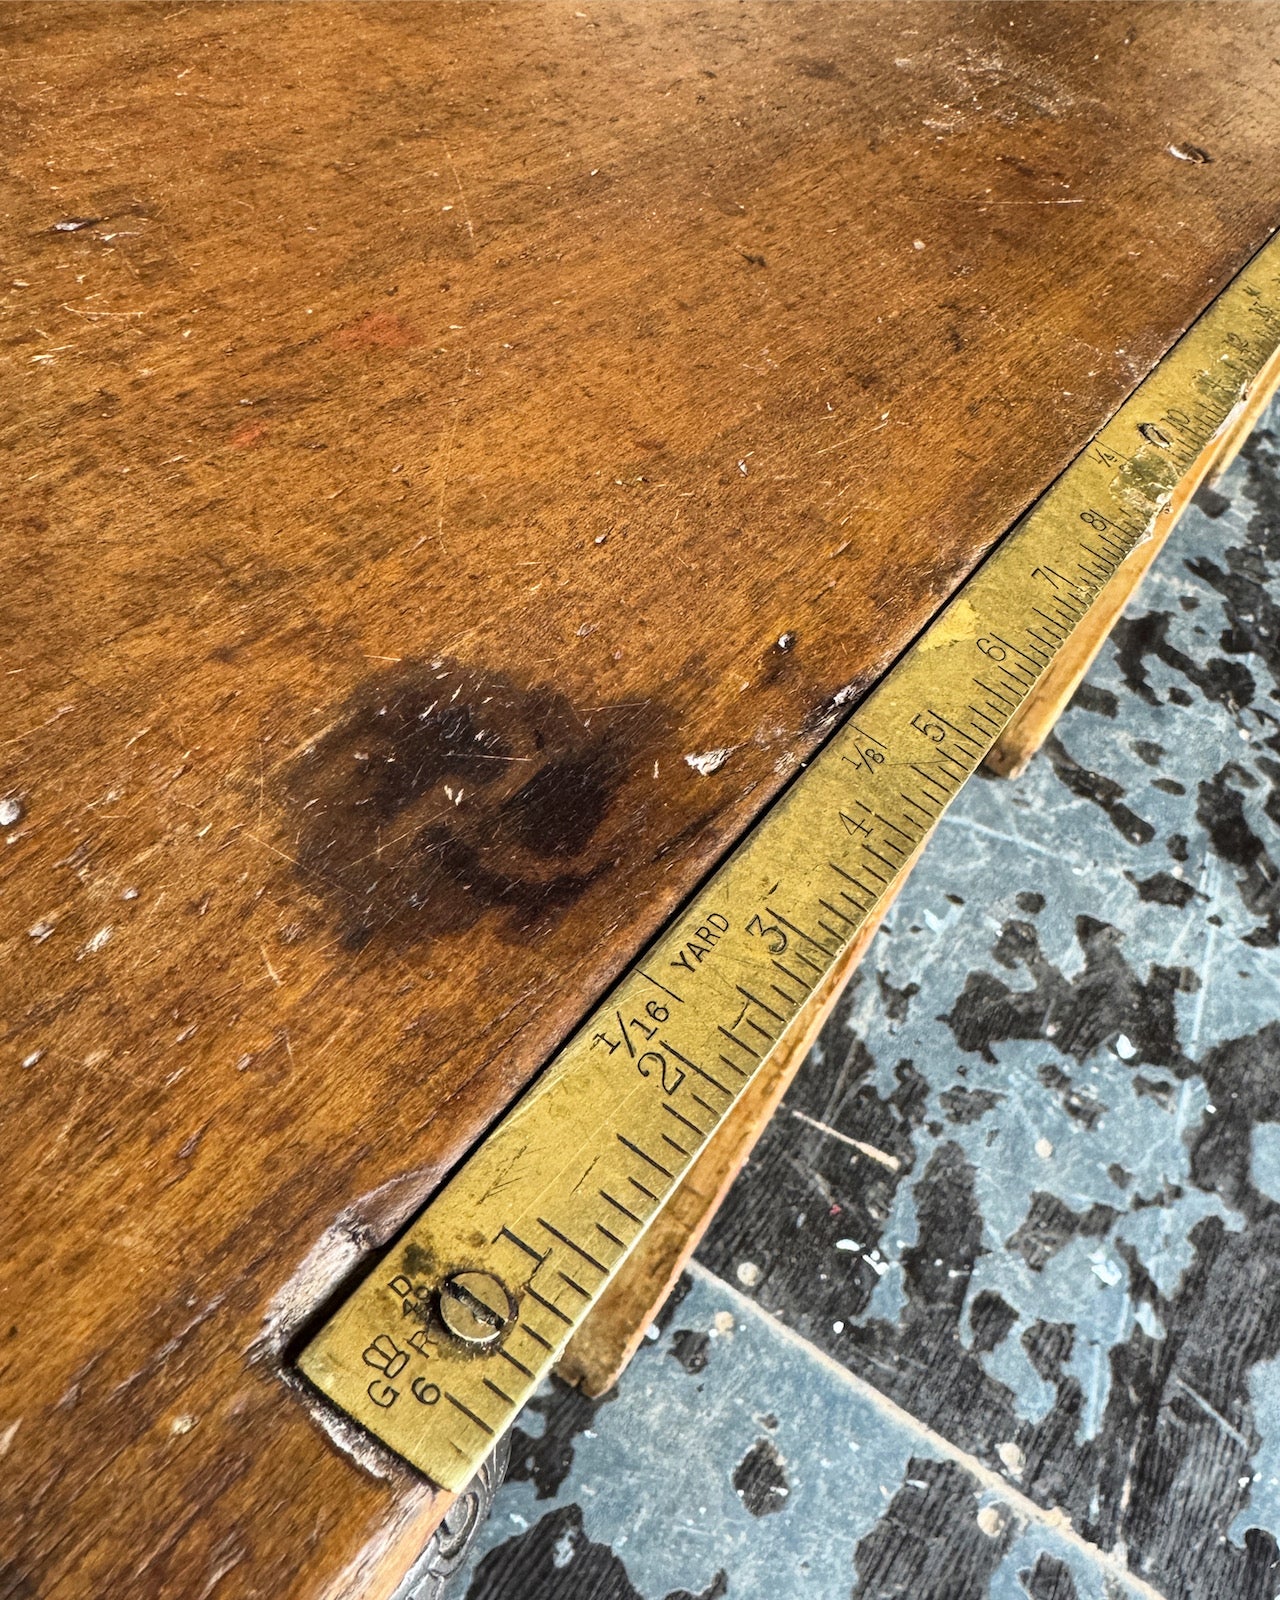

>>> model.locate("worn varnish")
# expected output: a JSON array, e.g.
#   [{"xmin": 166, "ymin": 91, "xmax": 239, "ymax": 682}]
[{"xmin": 3, "ymin": 4, "xmax": 1280, "ymax": 1596}]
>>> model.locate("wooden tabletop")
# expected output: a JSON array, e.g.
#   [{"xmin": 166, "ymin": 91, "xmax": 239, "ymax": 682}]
[{"xmin": 4, "ymin": 3, "xmax": 1279, "ymax": 1594}]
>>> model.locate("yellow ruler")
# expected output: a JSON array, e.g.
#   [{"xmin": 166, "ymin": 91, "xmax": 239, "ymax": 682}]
[{"xmin": 298, "ymin": 233, "xmax": 1280, "ymax": 1492}]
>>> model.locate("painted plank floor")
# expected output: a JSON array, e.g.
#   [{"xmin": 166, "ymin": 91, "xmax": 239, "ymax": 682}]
[{"xmin": 454, "ymin": 405, "xmax": 1280, "ymax": 1600}]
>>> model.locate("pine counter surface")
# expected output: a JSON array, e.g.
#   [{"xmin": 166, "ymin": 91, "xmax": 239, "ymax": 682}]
[{"xmin": 3, "ymin": 5, "xmax": 1280, "ymax": 1597}]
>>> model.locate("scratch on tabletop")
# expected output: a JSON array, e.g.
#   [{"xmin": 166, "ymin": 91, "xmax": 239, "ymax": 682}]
[{"xmin": 441, "ymin": 139, "xmax": 476, "ymax": 250}]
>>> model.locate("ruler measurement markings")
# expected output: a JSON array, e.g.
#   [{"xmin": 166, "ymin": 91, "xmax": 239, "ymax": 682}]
[
  {"xmin": 909, "ymin": 767, "xmax": 954, "ymax": 801},
  {"xmin": 1024, "ymin": 620, "xmax": 1062, "ymax": 652},
  {"xmin": 768, "ymin": 911, "xmax": 837, "ymax": 957},
  {"xmin": 638, "ymin": 969, "xmax": 684, "ymax": 1004},
  {"xmin": 857, "ymin": 849, "xmax": 892, "ymax": 881},
  {"xmin": 445, "ymin": 1392, "xmax": 496, "ymax": 1437},
  {"xmin": 717, "ymin": 1054, "xmax": 752, "ymax": 1082},
  {"xmin": 662, "ymin": 1102, "xmax": 712, "ymax": 1141},
  {"xmin": 769, "ymin": 957, "xmax": 812, "ymax": 992},
  {"xmin": 660, "ymin": 1040, "xmax": 733, "ymax": 1097},
  {"xmin": 718, "ymin": 1026, "xmax": 761, "ymax": 1060},
  {"xmin": 934, "ymin": 745, "xmax": 975, "ymax": 771},
  {"xmin": 778, "ymin": 943, "xmax": 825, "ymax": 975},
  {"xmin": 827, "ymin": 857, "xmax": 880, "ymax": 890},
  {"xmin": 930, "ymin": 715, "xmax": 984, "ymax": 753},
  {"xmin": 497, "ymin": 1346, "xmax": 537, "ymax": 1378},
  {"xmin": 989, "ymin": 636, "xmax": 1046, "ymax": 671},
  {"xmin": 990, "ymin": 656, "xmax": 1036, "ymax": 684},
  {"xmin": 497, "ymin": 1225, "xmax": 546, "ymax": 1264},
  {"xmin": 972, "ymin": 678, "xmax": 1020, "ymax": 712},
  {"xmin": 616, "ymin": 1134, "xmax": 675, "ymax": 1181},
  {"xmin": 524, "ymin": 1285, "xmax": 574, "ymax": 1325},
  {"xmin": 296, "ymin": 246, "xmax": 1280, "ymax": 1494},
  {"xmin": 736, "ymin": 985, "xmax": 786, "ymax": 1024},
  {"xmin": 872, "ymin": 811, "xmax": 917, "ymax": 844},
  {"xmin": 536, "ymin": 1218, "xmax": 610, "ymax": 1274},
  {"xmin": 834, "ymin": 889, "xmax": 872, "ymax": 916},
  {"xmin": 516, "ymin": 1321, "xmax": 554, "ymax": 1352},
  {"xmin": 817, "ymin": 897, "xmax": 859, "ymax": 928},
  {"xmin": 898, "ymin": 791, "xmax": 937, "ymax": 823},
  {"xmin": 864, "ymin": 843, "xmax": 907, "ymax": 879},
  {"xmin": 599, "ymin": 1190, "xmax": 643, "ymax": 1224},
  {"xmin": 1083, "ymin": 517, "xmax": 1128, "ymax": 544}
]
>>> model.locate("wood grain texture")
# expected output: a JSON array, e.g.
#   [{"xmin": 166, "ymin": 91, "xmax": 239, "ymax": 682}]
[{"xmin": 3, "ymin": 3, "xmax": 1279, "ymax": 1595}]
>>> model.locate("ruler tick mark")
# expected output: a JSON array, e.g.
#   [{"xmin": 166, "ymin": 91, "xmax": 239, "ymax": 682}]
[
  {"xmin": 617, "ymin": 1134, "xmax": 674, "ymax": 1179},
  {"xmin": 537, "ymin": 1217, "xmax": 608, "ymax": 1272},
  {"xmin": 638, "ymin": 969, "xmax": 683, "ymax": 1004},
  {"xmin": 817, "ymin": 897, "xmax": 857, "ymax": 927},
  {"xmin": 661, "ymin": 1038, "xmax": 731, "ymax": 1095},
  {"xmin": 498, "ymin": 1345, "xmax": 536, "ymax": 1377},
  {"xmin": 932, "ymin": 713, "xmax": 982, "ymax": 751},
  {"xmin": 718, "ymin": 1026, "xmax": 761, "ymax": 1060},
  {"xmin": 497, "ymin": 1226, "xmax": 547, "ymax": 1263},
  {"xmin": 524, "ymin": 1285, "xmax": 573, "ymax": 1325},
  {"xmin": 771, "ymin": 911, "xmax": 835, "ymax": 957},
  {"xmin": 663, "ymin": 1102, "xmax": 710, "ymax": 1139},
  {"xmin": 599, "ymin": 1189, "xmax": 643, "ymax": 1224},
  {"xmin": 736, "ymin": 985, "xmax": 785, "ymax": 1024},
  {"xmin": 863, "ymin": 844, "xmax": 900, "ymax": 876},
  {"xmin": 827, "ymin": 860, "xmax": 876, "ymax": 902},
  {"xmin": 445, "ymin": 1392, "xmax": 496, "ymax": 1436},
  {"xmin": 771, "ymin": 957, "xmax": 813, "ymax": 992}
]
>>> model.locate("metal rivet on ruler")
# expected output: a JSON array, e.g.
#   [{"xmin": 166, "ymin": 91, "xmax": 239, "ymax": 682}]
[{"xmin": 438, "ymin": 1271, "xmax": 514, "ymax": 1346}]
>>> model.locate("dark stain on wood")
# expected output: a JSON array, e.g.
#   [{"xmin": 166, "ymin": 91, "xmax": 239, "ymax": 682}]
[{"xmin": 284, "ymin": 658, "xmax": 667, "ymax": 949}]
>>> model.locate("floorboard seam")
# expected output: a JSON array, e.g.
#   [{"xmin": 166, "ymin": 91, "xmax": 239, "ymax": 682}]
[{"xmin": 687, "ymin": 1260, "xmax": 1172, "ymax": 1600}]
